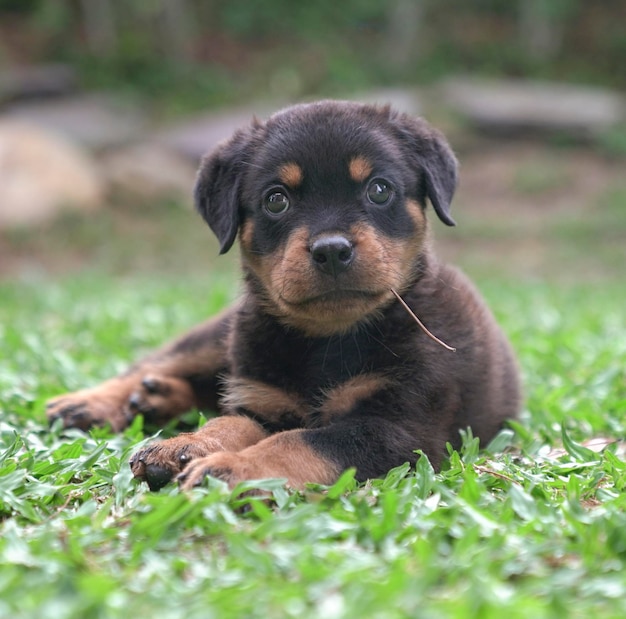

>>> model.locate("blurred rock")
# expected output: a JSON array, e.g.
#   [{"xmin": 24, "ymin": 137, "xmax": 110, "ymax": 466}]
[
  {"xmin": 156, "ymin": 92, "xmax": 422, "ymax": 162},
  {"xmin": 441, "ymin": 78, "xmax": 625, "ymax": 138},
  {"xmin": 0, "ymin": 64, "xmax": 77, "ymax": 104},
  {"xmin": 2, "ymin": 94, "xmax": 146, "ymax": 150},
  {"xmin": 353, "ymin": 88, "xmax": 422, "ymax": 117},
  {"xmin": 0, "ymin": 122, "xmax": 104, "ymax": 228},
  {"xmin": 156, "ymin": 105, "xmax": 275, "ymax": 161},
  {"xmin": 101, "ymin": 142, "xmax": 197, "ymax": 204}
]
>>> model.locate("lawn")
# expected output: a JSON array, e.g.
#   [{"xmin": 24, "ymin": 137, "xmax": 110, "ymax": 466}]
[{"xmin": 0, "ymin": 269, "xmax": 625, "ymax": 619}]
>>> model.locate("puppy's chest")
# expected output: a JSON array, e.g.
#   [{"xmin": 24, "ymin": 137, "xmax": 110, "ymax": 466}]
[{"xmin": 223, "ymin": 330, "xmax": 395, "ymax": 430}]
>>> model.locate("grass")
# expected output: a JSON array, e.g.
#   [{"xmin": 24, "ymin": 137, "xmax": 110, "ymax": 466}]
[{"xmin": 1, "ymin": 272, "xmax": 625, "ymax": 619}]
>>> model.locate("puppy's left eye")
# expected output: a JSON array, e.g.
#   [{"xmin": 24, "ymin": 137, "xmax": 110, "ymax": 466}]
[
  {"xmin": 366, "ymin": 179, "xmax": 393, "ymax": 206},
  {"xmin": 264, "ymin": 191, "xmax": 290, "ymax": 215}
]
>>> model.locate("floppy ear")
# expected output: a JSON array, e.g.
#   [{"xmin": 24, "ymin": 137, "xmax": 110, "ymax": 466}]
[
  {"xmin": 389, "ymin": 111, "xmax": 458, "ymax": 226},
  {"xmin": 194, "ymin": 122, "xmax": 262, "ymax": 254}
]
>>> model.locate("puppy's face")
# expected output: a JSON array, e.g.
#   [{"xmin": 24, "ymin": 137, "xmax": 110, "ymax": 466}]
[{"xmin": 195, "ymin": 101, "xmax": 458, "ymax": 336}]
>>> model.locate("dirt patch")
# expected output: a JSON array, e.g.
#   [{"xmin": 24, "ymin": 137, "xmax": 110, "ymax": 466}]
[
  {"xmin": 456, "ymin": 142, "xmax": 620, "ymax": 220},
  {"xmin": 434, "ymin": 141, "xmax": 625, "ymax": 281}
]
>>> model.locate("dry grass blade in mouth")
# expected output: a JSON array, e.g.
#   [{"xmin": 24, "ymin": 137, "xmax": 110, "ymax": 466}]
[{"xmin": 390, "ymin": 288, "xmax": 456, "ymax": 352}]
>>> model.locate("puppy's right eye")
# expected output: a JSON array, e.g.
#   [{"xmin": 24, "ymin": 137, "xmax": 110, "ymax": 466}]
[
  {"xmin": 264, "ymin": 191, "xmax": 290, "ymax": 216},
  {"xmin": 366, "ymin": 179, "xmax": 393, "ymax": 206}
]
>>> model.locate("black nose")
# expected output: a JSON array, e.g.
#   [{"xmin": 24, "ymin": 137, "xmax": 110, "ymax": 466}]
[{"xmin": 310, "ymin": 235, "xmax": 354, "ymax": 276}]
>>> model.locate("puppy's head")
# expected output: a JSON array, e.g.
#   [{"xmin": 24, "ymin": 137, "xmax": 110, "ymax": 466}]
[{"xmin": 195, "ymin": 101, "xmax": 458, "ymax": 336}]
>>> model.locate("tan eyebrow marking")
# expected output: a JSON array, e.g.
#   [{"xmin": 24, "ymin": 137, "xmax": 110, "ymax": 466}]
[
  {"xmin": 278, "ymin": 162, "xmax": 303, "ymax": 189},
  {"xmin": 349, "ymin": 156, "xmax": 373, "ymax": 183}
]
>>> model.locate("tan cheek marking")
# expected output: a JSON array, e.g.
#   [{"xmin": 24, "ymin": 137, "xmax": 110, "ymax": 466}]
[
  {"xmin": 405, "ymin": 198, "xmax": 426, "ymax": 230},
  {"xmin": 239, "ymin": 429, "xmax": 341, "ymax": 488},
  {"xmin": 395, "ymin": 198, "xmax": 428, "ymax": 274},
  {"xmin": 349, "ymin": 156, "xmax": 373, "ymax": 183},
  {"xmin": 240, "ymin": 220, "xmax": 254, "ymax": 251},
  {"xmin": 318, "ymin": 373, "xmax": 392, "ymax": 423},
  {"xmin": 240, "ymin": 221, "xmax": 283, "ymax": 308},
  {"xmin": 278, "ymin": 227, "xmax": 310, "ymax": 269},
  {"xmin": 351, "ymin": 198, "xmax": 428, "ymax": 293},
  {"xmin": 240, "ymin": 226, "xmax": 314, "ymax": 324},
  {"xmin": 221, "ymin": 377, "xmax": 307, "ymax": 425},
  {"xmin": 350, "ymin": 223, "xmax": 402, "ymax": 294},
  {"xmin": 351, "ymin": 223, "xmax": 386, "ymax": 273},
  {"xmin": 269, "ymin": 227, "xmax": 312, "ymax": 303},
  {"xmin": 278, "ymin": 162, "xmax": 303, "ymax": 189}
]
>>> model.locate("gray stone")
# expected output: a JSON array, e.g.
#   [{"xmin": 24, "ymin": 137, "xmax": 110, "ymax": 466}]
[
  {"xmin": 351, "ymin": 88, "xmax": 422, "ymax": 117},
  {"xmin": 155, "ymin": 104, "xmax": 276, "ymax": 162},
  {"xmin": 0, "ymin": 121, "xmax": 104, "ymax": 228},
  {"xmin": 441, "ymin": 78, "xmax": 625, "ymax": 138},
  {"xmin": 156, "ymin": 92, "xmax": 422, "ymax": 162},
  {"xmin": 101, "ymin": 142, "xmax": 197, "ymax": 205},
  {"xmin": 0, "ymin": 64, "xmax": 77, "ymax": 104},
  {"xmin": 2, "ymin": 94, "xmax": 146, "ymax": 150}
]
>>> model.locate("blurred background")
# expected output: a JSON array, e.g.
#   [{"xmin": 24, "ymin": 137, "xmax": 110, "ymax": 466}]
[{"xmin": 0, "ymin": 0, "xmax": 625, "ymax": 284}]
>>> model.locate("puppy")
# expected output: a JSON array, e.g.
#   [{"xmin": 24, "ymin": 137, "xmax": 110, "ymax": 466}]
[{"xmin": 47, "ymin": 100, "xmax": 521, "ymax": 491}]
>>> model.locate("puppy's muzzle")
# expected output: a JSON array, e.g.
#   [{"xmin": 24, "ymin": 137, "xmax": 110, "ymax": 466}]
[{"xmin": 310, "ymin": 235, "xmax": 354, "ymax": 277}]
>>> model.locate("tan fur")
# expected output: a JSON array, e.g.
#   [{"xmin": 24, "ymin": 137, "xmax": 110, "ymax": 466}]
[
  {"xmin": 196, "ymin": 415, "xmax": 269, "ymax": 451},
  {"xmin": 278, "ymin": 162, "xmax": 303, "ymax": 188},
  {"xmin": 250, "ymin": 218, "xmax": 431, "ymax": 337},
  {"xmin": 178, "ymin": 429, "xmax": 340, "ymax": 490},
  {"xmin": 130, "ymin": 415, "xmax": 269, "ymax": 482},
  {"xmin": 221, "ymin": 377, "xmax": 307, "ymax": 424},
  {"xmin": 405, "ymin": 198, "xmax": 426, "ymax": 230},
  {"xmin": 240, "ymin": 220, "xmax": 254, "ymax": 251},
  {"xmin": 46, "ymin": 376, "xmax": 139, "ymax": 432},
  {"xmin": 269, "ymin": 226, "xmax": 311, "ymax": 303},
  {"xmin": 349, "ymin": 156, "xmax": 373, "ymax": 183},
  {"xmin": 272, "ymin": 224, "xmax": 388, "ymax": 335},
  {"xmin": 127, "ymin": 375, "xmax": 196, "ymax": 423},
  {"xmin": 319, "ymin": 374, "xmax": 392, "ymax": 423},
  {"xmin": 47, "ymin": 308, "xmax": 234, "ymax": 430}
]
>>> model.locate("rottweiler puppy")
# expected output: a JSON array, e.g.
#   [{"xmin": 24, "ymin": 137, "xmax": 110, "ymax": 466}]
[{"xmin": 47, "ymin": 100, "xmax": 521, "ymax": 491}]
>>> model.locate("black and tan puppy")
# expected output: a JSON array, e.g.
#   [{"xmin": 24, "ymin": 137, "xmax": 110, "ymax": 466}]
[{"xmin": 47, "ymin": 100, "xmax": 521, "ymax": 491}]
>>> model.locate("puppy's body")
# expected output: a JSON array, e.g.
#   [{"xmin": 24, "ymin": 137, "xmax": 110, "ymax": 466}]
[{"xmin": 47, "ymin": 101, "xmax": 520, "ymax": 490}]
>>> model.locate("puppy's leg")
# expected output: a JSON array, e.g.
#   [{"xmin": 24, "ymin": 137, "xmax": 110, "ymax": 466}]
[
  {"xmin": 176, "ymin": 417, "xmax": 431, "ymax": 491},
  {"xmin": 46, "ymin": 305, "xmax": 236, "ymax": 431},
  {"xmin": 130, "ymin": 415, "xmax": 268, "ymax": 490}
]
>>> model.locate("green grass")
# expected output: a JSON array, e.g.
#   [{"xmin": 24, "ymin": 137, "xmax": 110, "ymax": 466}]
[{"xmin": 1, "ymin": 274, "xmax": 625, "ymax": 619}]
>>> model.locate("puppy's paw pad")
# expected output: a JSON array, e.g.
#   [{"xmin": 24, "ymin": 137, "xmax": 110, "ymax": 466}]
[
  {"xmin": 130, "ymin": 450, "xmax": 177, "ymax": 490},
  {"xmin": 144, "ymin": 463, "xmax": 175, "ymax": 491}
]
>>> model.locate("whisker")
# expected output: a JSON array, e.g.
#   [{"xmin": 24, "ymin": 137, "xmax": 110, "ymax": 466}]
[
  {"xmin": 322, "ymin": 334, "xmax": 334, "ymax": 373},
  {"xmin": 367, "ymin": 325, "xmax": 400, "ymax": 358}
]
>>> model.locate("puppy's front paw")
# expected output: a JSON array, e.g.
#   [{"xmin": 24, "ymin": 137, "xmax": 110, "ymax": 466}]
[
  {"xmin": 176, "ymin": 452, "xmax": 248, "ymax": 490},
  {"xmin": 130, "ymin": 434, "xmax": 214, "ymax": 491},
  {"xmin": 46, "ymin": 381, "xmax": 133, "ymax": 432},
  {"xmin": 127, "ymin": 374, "xmax": 195, "ymax": 424}
]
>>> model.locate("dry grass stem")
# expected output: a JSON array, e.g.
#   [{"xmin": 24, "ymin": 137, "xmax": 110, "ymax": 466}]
[{"xmin": 390, "ymin": 288, "xmax": 457, "ymax": 352}]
